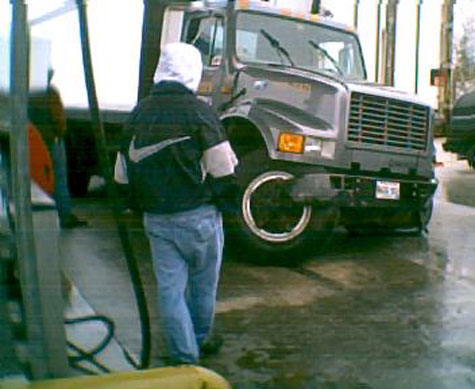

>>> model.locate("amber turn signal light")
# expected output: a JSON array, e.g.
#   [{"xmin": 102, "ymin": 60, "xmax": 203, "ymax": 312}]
[{"xmin": 278, "ymin": 132, "xmax": 304, "ymax": 154}]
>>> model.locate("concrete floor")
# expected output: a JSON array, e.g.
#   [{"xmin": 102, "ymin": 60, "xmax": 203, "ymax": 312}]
[{"xmin": 58, "ymin": 139, "xmax": 475, "ymax": 388}]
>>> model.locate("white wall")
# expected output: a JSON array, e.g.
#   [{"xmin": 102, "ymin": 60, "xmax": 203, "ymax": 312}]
[
  {"xmin": 28, "ymin": 0, "xmax": 143, "ymax": 111},
  {"xmin": 0, "ymin": 1, "xmax": 52, "ymax": 92}
]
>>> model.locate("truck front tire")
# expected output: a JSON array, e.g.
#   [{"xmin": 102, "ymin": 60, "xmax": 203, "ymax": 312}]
[{"xmin": 226, "ymin": 152, "xmax": 338, "ymax": 265}]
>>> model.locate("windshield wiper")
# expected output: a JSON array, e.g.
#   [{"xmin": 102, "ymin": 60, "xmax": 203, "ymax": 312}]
[
  {"xmin": 308, "ymin": 40, "xmax": 344, "ymax": 77},
  {"xmin": 260, "ymin": 29, "xmax": 295, "ymax": 67}
]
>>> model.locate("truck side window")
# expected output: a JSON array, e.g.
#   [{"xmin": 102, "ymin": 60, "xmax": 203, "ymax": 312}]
[{"xmin": 183, "ymin": 16, "xmax": 224, "ymax": 67}]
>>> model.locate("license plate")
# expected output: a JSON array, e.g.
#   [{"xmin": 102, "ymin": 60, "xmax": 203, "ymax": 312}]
[{"xmin": 376, "ymin": 181, "xmax": 400, "ymax": 200}]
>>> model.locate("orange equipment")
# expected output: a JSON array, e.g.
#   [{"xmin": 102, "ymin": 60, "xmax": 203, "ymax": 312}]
[{"xmin": 28, "ymin": 122, "xmax": 54, "ymax": 195}]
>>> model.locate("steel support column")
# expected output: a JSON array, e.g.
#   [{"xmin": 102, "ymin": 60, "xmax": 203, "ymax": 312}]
[
  {"xmin": 382, "ymin": 0, "xmax": 398, "ymax": 86},
  {"xmin": 10, "ymin": 0, "xmax": 48, "ymax": 379},
  {"xmin": 438, "ymin": 0, "xmax": 456, "ymax": 133},
  {"xmin": 414, "ymin": 0, "xmax": 423, "ymax": 94},
  {"xmin": 9, "ymin": 0, "xmax": 68, "ymax": 379},
  {"xmin": 375, "ymin": 0, "xmax": 383, "ymax": 82},
  {"xmin": 138, "ymin": 0, "xmax": 164, "ymax": 100},
  {"xmin": 353, "ymin": 0, "xmax": 360, "ymax": 29}
]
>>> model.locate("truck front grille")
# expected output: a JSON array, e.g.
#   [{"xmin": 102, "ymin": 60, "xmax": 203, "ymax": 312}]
[{"xmin": 348, "ymin": 92, "xmax": 430, "ymax": 151}]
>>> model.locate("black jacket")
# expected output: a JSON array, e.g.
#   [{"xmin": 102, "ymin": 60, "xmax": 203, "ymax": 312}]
[{"xmin": 119, "ymin": 81, "xmax": 238, "ymax": 214}]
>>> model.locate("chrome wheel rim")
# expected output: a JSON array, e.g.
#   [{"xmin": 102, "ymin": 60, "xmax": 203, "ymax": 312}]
[{"xmin": 242, "ymin": 171, "xmax": 312, "ymax": 243}]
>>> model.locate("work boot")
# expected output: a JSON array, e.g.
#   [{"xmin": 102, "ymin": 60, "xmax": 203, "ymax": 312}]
[
  {"xmin": 60, "ymin": 214, "xmax": 88, "ymax": 229},
  {"xmin": 200, "ymin": 334, "xmax": 223, "ymax": 358},
  {"xmin": 160, "ymin": 355, "xmax": 197, "ymax": 367}
]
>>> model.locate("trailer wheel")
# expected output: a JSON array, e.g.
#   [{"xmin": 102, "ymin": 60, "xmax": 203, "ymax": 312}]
[{"xmin": 226, "ymin": 152, "xmax": 338, "ymax": 265}]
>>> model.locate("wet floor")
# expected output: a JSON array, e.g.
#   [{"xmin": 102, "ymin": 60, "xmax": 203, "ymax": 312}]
[{"xmin": 60, "ymin": 140, "xmax": 475, "ymax": 388}]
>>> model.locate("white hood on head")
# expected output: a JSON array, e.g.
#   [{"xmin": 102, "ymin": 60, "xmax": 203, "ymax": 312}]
[{"xmin": 153, "ymin": 43, "xmax": 203, "ymax": 92}]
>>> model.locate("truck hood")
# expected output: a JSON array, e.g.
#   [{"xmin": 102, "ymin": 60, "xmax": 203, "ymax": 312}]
[
  {"xmin": 240, "ymin": 64, "xmax": 347, "ymax": 90},
  {"xmin": 242, "ymin": 64, "xmax": 433, "ymax": 109}
]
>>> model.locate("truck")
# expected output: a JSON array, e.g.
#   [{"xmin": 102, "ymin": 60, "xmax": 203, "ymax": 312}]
[
  {"xmin": 64, "ymin": 0, "xmax": 438, "ymax": 263},
  {"xmin": 443, "ymin": 90, "xmax": 475, "ymax": 168}
]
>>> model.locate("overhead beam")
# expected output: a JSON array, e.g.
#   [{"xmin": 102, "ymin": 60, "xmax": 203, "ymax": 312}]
[{"xmin": 29, "ymin": 2, "xmax": 76, "ymax": 26}]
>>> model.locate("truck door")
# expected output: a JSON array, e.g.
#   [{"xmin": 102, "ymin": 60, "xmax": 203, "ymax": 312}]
[{"xmin": 181, "ymin": 13, "xmax": 225, "ymax": 108}]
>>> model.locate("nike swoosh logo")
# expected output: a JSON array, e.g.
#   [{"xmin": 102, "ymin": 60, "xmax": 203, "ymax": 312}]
[{"xmin": 128, "ymin": 135, "xmax": 191, "ymax": 163}]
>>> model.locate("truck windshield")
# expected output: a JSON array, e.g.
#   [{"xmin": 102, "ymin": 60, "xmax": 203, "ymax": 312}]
[{"xmin": 236, "ymin": 11, "xmax": 366, "ymax": 81}]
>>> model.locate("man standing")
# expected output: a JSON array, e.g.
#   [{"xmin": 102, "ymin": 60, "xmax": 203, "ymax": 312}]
[{"xmin": 114, "ymin": 43, "xmax": 239, "ymax": 365}]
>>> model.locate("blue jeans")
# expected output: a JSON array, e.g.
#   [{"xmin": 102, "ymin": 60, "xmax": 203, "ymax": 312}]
[
  {"xmin": 48, "ymin": 139, "xmax": 72, "ymax": 223},
  {"xmin": 143, "ymin": 204, "xmax": 224, "ymax": 364}
]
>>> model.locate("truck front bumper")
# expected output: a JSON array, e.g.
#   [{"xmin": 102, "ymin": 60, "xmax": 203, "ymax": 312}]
[{"xmin": 289, "ymin": 173, "xmax": 438, "ymax": 209}]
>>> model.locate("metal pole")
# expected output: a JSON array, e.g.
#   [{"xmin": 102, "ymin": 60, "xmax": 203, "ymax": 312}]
[
  {"xmin": 10, "ymin": 0, "xmax": 68, "ymax": 379},
  {"xmin": 75, "ymin": 0, "xmax": 151, "ymax": 369},
  {"xmin": 354, "ymin": 0, "xmax": 360, "ymax": 29},
  {"xmin": 375, "ymin": 0, "xmax": 383, "ymax": 82},
  {"xmin": 311, "ymin": 0, "xmax": 321, "ymax": 14},
  {"xmin": 9, "ymin": 0, "xmax": 47, "ymax": 379},
  {"xmin": 415, "ymin": 0, "xmax": 423, "ymax": 94},
  {"xmin": 138, "ymin": 0, "xmax": 166, "ymax": 100},
  {"xmin": 438, "ymin": 0, "xmax": 455, "ymax": 134},
  {"xmin": 383, "ymin": 0, "xmax": 398, "ymax": 86}
]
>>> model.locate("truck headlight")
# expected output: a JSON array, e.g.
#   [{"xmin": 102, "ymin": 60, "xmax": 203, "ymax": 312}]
[
  {"xmin": 304, "ymin": 137, "xmax": 322, "ymax": 153},
  {"xmin": 278, "ymin": 132, "xmax": 304, "ymax": 154},
  {"xmin": 304, "ymin": 137, "xmax": 335, "ymax": 159}
]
